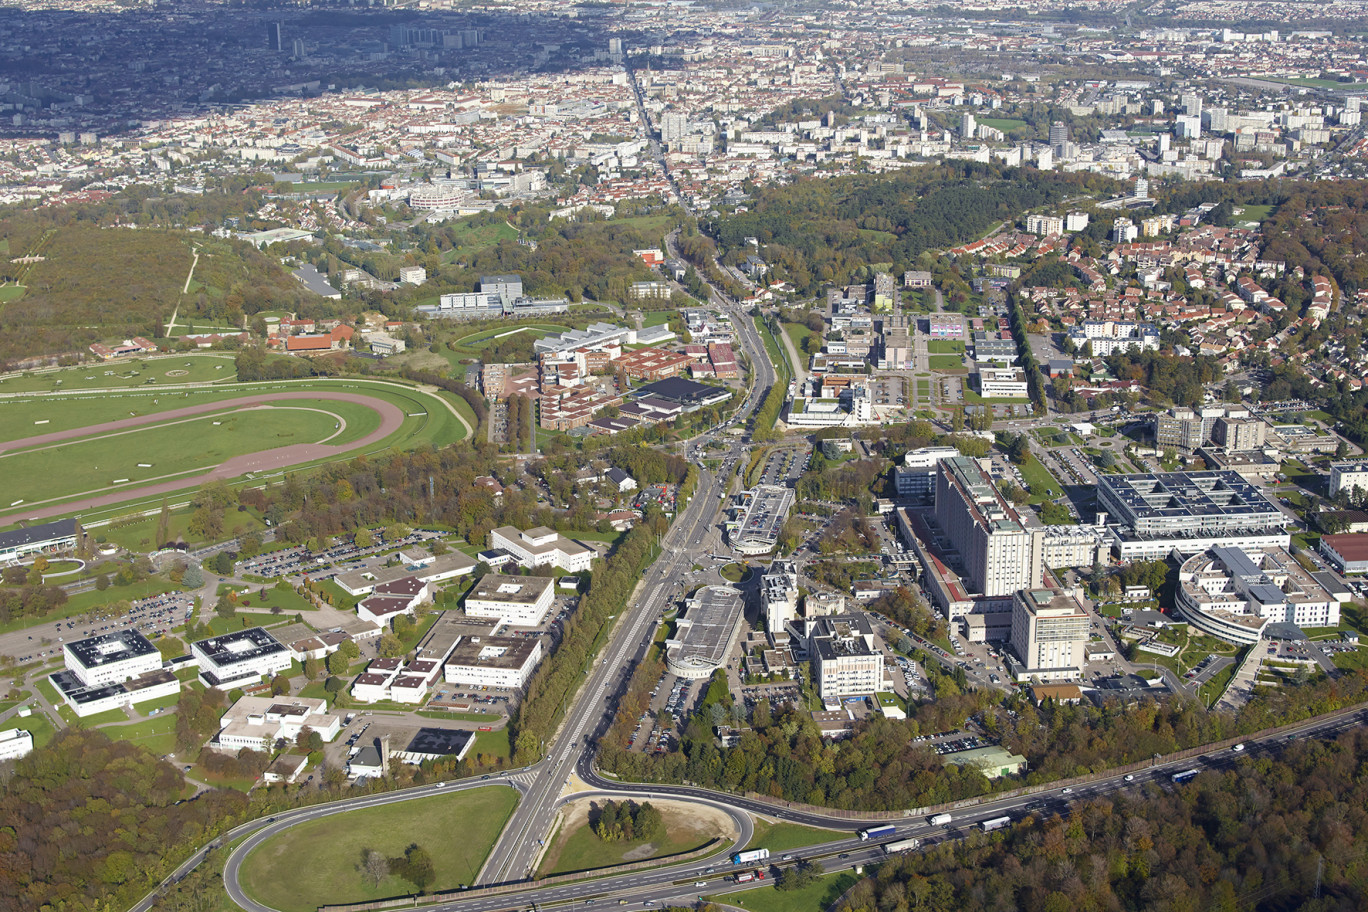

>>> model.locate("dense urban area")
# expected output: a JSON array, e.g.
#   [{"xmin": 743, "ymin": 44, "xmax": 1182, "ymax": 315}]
[{"xmin": 4, "ymin": 1, "xmax": 1368, "ymax": 912}]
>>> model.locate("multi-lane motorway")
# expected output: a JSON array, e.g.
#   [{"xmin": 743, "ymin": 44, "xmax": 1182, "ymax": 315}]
[{"xmin": 214, "ymin": 703, "xmax": 1368, "ymax": 912}]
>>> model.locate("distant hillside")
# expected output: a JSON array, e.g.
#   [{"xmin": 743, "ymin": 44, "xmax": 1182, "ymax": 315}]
[{"xmin": 0, "ymin": 224, "xmax": 317, "ymax": 363}]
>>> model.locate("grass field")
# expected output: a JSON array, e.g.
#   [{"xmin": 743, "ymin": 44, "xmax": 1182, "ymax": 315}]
[
  {"xmin": 928, "ymin": 354, "xmax": 965, "ymax": 370},
  {"xmin": 0, "ymin": 284, "xmax": 26, "ymax": 303},
  {"xmin": 0, "ymin": 711, "xmax": 57, "ymax": 748},
  {"xmin": 452, "ymin": 323, "xmax": 571, "ymax": 351},
  {"xmin": 926, "ymin": 339, "xmax": 965, "ymax": 354},
  {"xmin": 755, "ymin": 316, "xmax": 793, "ymax": 385},
  {"xmin": 713, "ymin": 871, "xmax": 859, "ymax": 912},
  {"xmin": 101, "ymin": 713, "xmax": 180, "ymax": 755},
  {"xmin": 539, "ymin": 801, "xmax": 725, "ymax": 876},
  {"xmin": 1016, "ymin": 454, "xmax": 1063, "ymax": 503},
  {"xmin": 4, "ymin": 408, "xmax": 348, "ymax": 507},
  {"xmin": 978, "ymin": 117, "xmax": 1029, "ymax": 133},
  {"xmin": 239, "ymin": 786, "xmax": 518, "ymax": 912},
  {"xmin": 99, "ymin": 505, "xmax": 267, "ymax": 551},
  {"xmin": 0, "ymin": 353, "xmax": 239, "ymax": 394},
  {"xmin": 781, "ymin": 322, "xmax": 818, "ymax": 360},
  {"xmin": 470, "ymin": 726, "xmax": 512, "ymax": 765},
  {"xmin": 743, "ymin": 819, "xmax": 842, "ymax": 853},
  {"xmin": 440, "ymin": 219, "xmax": 520, "ymax": 264},
  {"xmin": 0, "ymin": 377, "xmax": 470, "ymax": 529},
  {"xmin": 1235, "ymin": 204, "xmax": 1274, "ymax": 223}
]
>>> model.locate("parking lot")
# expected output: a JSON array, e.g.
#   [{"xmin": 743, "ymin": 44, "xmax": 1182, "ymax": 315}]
[
  {"xmin": 234, "ymin": 530, "xmax": 442, "ymax": 580},
  {"xmin": 13, "ymin": 591, "xmax": 197, "ymax": 664}
]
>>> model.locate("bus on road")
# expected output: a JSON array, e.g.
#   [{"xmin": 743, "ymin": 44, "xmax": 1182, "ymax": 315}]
[{"xmin": 1171, "ymin": 769, "xmax": 1200, "ymax": 784}]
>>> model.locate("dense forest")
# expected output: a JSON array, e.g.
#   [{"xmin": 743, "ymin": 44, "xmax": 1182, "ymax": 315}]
[
  {"xmin": 599, "ymin": 659, "xmax": 1368, "ymax": 812},
  {"xmin": 839, "ymin": 726, "xmax": 1368, "ymax": 912},
  {"xmin": 709, "ymin": 163, "xmax": 1126, "ymax": 295}
]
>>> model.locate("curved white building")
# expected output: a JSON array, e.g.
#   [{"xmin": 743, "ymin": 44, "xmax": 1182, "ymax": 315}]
[
  {"xmin": 728, "ymin": 485, "xmax": 795, "ymax": 556},
  {"xmin": 665, "ymin": 586, "xmax": 744, "ymax": 679},
  {"xmin": 1175, "ymin": 545, "xmax": 1342, "ymax": 645},
  {"xmin": 408, "ymin": 184, "xmax": 465, "ymax": 210}
]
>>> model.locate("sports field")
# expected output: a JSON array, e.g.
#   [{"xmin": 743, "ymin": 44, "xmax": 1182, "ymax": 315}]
[{"xmin": 0, "ymin": 378, "xmax": 472, "ymax": 527}]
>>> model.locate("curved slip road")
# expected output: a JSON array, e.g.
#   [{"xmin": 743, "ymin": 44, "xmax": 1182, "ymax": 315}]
[{"xmin": 0, "ymin": 392, "xmax": 403, "ymax": 526}]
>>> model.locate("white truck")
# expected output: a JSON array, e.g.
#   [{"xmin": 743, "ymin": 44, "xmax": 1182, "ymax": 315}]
[{"xmin": 929, "ymin": 813, "xmax": 952, "ymax": 826}]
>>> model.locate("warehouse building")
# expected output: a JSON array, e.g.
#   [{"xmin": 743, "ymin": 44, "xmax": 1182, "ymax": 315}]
[{"xmin": 1320, "ymin": 533, "xmax": 1368, "ymax": 575}]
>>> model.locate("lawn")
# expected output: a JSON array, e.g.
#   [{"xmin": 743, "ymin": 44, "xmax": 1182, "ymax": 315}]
[
  {"xmin": 744, "ymin": 818, "xmax": 842, "ymax": 853},
  {"xmin": 206, "ymin": 614, "xmax": 291, "ymax": 636},
  {"xmin": 239, "ymin": 785, "xmax": 519, "ymax": 912},
  {"xmin": 978, "ymin": 117, "xmax": 1029, "ymax": 133},
  {"xmin": 232, "ymin": 585, "xmax": 315, "ymax": 615},
  {"xmin": 100, "ymin": 506, "xmax": 266, "ymax": 552},
  {"xmin": 539, "ymin": 801, "xmax": 727, "ymax": 876},
  {"xmin": 452, "ymin": 323, "xmax": 572, "ymax": 351},
  {"xmin": 0, "ymin": 711, "xmax": 57, "ymax": 748},
  {"xmin": 928, "ymin": 355, "xmax": 965, "ymax": 370},
  {"xmin": 1236, "ymin": 204, "xmax": 1274, "ymax": 223},
  {"xmin": 0, "ymin": 284, "xmax": 26, "ymax": 303},
  {"xmin": 101, "ymin": 713, "xmax": 180, "ymax": 755},
  {"xmin": 1015, "ymin": 454, "xmax": 1063, "ymax": 503},
  {"xmin": 439, "ymin": 218, "xmax": 520, "ymax": 264},
  {"xmin": 721, "ymin": 562, "xmax": 753, "ymax": 583},
  {"xmin": 926, "ymin": 339, "xmax": 965, "ymax": 354},
  {"xmin": 0, "ymin": 353, "xmax": 239, "ymax": 395},
  {"xmin": 755, "ymin": 316, "xmax": 793, "ymax": 384},
  {"xmin": 713, "ymin": 871, "xmax": 859, "ymax": 912},
  {"xmin": 470, "ymin": 727, "xmax": 512, "ymax": 765},
  {"xmin": 781, "ymin": 321, "xmax": 818, "ymax": 359}
]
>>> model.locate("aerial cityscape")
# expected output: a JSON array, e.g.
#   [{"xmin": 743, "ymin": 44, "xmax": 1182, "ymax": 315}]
[{"xmin": 3, "ymin": 1, "xmax": 1368, "ymax": 911}]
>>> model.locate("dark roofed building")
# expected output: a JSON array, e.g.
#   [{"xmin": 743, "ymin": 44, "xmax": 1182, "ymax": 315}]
[{"xmin": 0, "ymin": 518, "xmax": 79, "ymax": 560}]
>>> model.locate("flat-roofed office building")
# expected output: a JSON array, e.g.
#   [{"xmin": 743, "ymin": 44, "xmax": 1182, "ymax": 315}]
[
  {"xmin": 1008, "ymin": 588, "xmax": 1090, "ymax": 681},
  {"xmin": 1096, "ymin": 470, "xmax": 1289, "ymax": 560}
]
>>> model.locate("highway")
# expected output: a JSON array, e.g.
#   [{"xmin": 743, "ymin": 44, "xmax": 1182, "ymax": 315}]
[{"xmin": 210, "ymin": 704, "xmax": 1367, "ymax": 912}]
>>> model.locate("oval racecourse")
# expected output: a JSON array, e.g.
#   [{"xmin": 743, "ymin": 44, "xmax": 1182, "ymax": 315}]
[{"xmin": 0, "ymin": 380, "xmax": 473, "ymax": 527}]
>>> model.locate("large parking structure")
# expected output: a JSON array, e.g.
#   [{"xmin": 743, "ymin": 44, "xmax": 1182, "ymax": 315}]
[
  {"xmin": 0, "ymin": 379, "xmax": 472, "ymax": 527},
  {"xmin": 728, "ymin": 484, "xmax": 796, "ymax": 555}
]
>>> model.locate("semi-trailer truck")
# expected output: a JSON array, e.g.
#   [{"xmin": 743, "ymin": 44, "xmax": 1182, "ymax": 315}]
[
  {"xmin": 731, "ymin": 849, "xmax": 770, "ymax": 865},
  {"xmin": 859, "ymin": 825, "xmax": 896, "ymax": 841},
  {"xmin": 882, "ymin": 838, "xmax": 921, "ymax": 854},
  {"xmin": 929, "ymin": 813, "xmax": 952, "ymax": 826},
  {"xmin": 979, "ymin": 816, "xmax": 1012, "ymax": 833}
]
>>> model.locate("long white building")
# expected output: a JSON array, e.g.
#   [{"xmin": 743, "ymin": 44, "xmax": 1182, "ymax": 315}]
[
  {"xmin": 192, "ymin": 628, "xmax": 293, "ymax": 689},
  {"xmin": 1066, "ymin": 320, "xmax": 1160, "ymax": 356},
  {"xmin": 63, "ymin": 630, "xmax": 162, "ymax": 687},
  {"xmin": 464, "ymin": 574, "xmax": 555, "ymax": 627},
  {"xmin": 444, "ymin": 636, "xmax": 543, "ymax": 689},
  {"xmin": 1097, "ymin": 471, "xmax": 1289, "ymax": 560},
  {"xmin": 892, "ymin": 446, "xmax": 962, "ymax": 500},
  {"xmin": 489, "ymin": 526, "xmax": 594, "ymax": 574}
]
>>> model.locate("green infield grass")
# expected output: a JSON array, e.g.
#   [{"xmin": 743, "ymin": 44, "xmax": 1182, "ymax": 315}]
[
  {"xmin": 926, "ymin": 339, "xmax": 965, "ymax": 353},
  {"xmin": 4, "ymin": 407, "xmax": 343, "ymax": 506},
  {"xmin": 0, "ymin": 353, "xmax": 239, "ymax": 394},
  {"xmin": 539, "ymin": 800, "xmax": 729, "ymax": 876},
  {"xmin": 928, "ymin": 354, "xmax": 965, "ymax": 370},
  {"xmin": 239, "ymin": 786, "xmax": 518, "ymax": 912}
]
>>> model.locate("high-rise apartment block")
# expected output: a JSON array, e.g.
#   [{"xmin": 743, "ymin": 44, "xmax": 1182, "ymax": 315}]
[
  {"xmin": 1008, "ymin": 588, "xmax": 1090, "ymax": 681},
  {"xmin": 934, "ymin": 456, "xmax": 1043, "ymax": 597}
]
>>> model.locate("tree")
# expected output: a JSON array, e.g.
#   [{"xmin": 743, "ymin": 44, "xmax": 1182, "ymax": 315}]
[
  {"xmin": 361, "ymin": 850, "xmax": 389, "ymax": 887},
  {"xmin": 270, "ymin": 674, "xmax": 290, "ymax": 696},
  {"xmin": 213, "ymin": 552, "xmax": 235, "ymax": 575},
  {"xmin": 326, "ymin": 652, "xmax": 350, "ymax": 676},
  {"xmin": 377, "ymin": 633, "xmax": 405, "ymax": 658},
  {"xmin": 390, "ymin": 844, "xmax": 434, "ymax": 892},
  {"xmin": 183, "ymin": 563, "xmax": 204, "ymax": 588},
  {"xmin": 304, "ymin": 656, "xmax": 322, "ymax": 680},
  {"xmin": 354, "ymin": 527, "xmax": 374, "ymax": 549}
]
